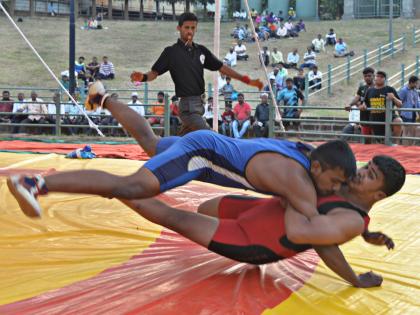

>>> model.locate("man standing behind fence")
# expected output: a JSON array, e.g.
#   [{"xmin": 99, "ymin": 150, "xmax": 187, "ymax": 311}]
[
  {"xmin": 398, "ymin": 76, "xmax": 420, "ymax": 145},
  {"xmin": 130, "ymin": 13, "xmax": 263, "ymax": 135}
]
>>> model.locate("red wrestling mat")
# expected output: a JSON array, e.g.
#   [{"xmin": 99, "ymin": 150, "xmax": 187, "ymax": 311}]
[{"xmin": 0, "ymin": 140, "xmax": 419, "ymax": 173}]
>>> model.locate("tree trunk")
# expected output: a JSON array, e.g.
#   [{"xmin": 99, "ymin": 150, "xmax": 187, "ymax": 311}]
[
  {"xmin": 10, "ymin": 0, "xmax": 16, "ymax": 16},
  {"xmin": 74, "ymin": 0, "xmax": 79, "ymax": 18},
  {"xmin": 155, "ymin": 0, "xmax": 160, "ymax": 20},
  {"xmin": 203, "ymin": 0, "xmax": 207, "ymax": 20},
  {"xmin": 108, "ymin": 0, "xmax": 113, "ymax": 19},
  {"xmin": 139, "ymin": 0, "xmax": 144, "ymax": 20},
  {"xmin": 172, "ymin": 2, "xmax": 176, "ymax": 20},
  {"xmin": 29, "ymin": 0, "xmax": 35, "ymax": 16},
  {"xmin": 124, "ymin": 0, "xmax": 129, "ymax": 20},
  {"xmin": 186, "ymin": 0, "xmax": 190, "ymax": 12},
  {"xmin": 92, "ymin": 0, "xmax": 97, "ymax": 17}
]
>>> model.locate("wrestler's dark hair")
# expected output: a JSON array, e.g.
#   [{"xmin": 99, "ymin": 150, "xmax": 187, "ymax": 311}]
[
  {"xmin": 372, "ymin": 155, "xmax": 405, "ymax": 196},
  {"xmin": 311, "ymin": 140, "xmax": 356, "ymax": 179},
  {"xmin": 178, "ymin": 12, "xmax": 198, "ymax": 27}
]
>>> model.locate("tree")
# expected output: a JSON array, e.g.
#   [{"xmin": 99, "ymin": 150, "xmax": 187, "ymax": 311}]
[
  {"xmin": 166, "ymin": 0, "xmax": 178, "ymax": 20},
  {"xmin": 196, "ymin": 0, "xmax": 215, "ymax": 20},
  {"xmin": 140, "ymin": 0, "xmax": 144, "ymax": 20}
]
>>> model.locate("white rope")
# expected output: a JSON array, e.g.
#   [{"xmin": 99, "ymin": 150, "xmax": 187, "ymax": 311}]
[
  {"xmin": 212, "ymin": 0, "xmax": 221, "ymax": 132},
  {"xmin": 242, "ymin": 0, "xmax": 285, "ymax": 132},
  {"xmin": 0, "ymin": 3, "xmax": 104, "ymax": 137}
]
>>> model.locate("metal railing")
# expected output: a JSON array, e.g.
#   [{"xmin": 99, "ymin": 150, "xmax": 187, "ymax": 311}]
[{"xmin": 387, "ymin": 56, "xmax": 420, "ymax": 90}]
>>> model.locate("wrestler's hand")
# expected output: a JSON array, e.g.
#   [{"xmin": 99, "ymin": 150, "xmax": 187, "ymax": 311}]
[
  {"xmin": 85, "ymin": 81, "xmax": 109, "ymax": 111},
  {"xmin": 357, "ymin": 271, "xmax": 383, "ymax": 288},
  {"xmin": 362, "ymin": 231, "xmax": 395, "ymax": 250}
]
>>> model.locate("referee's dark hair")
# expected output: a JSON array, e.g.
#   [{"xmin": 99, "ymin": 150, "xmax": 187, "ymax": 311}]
[
  {"xmin": 311, "ymin": 140, "xmax": 356, "ymax": 179},
  {"xmin": 362, "ymin": 67, "xmax": 375, "ymax": 75},
  {"xmin": 178, "ymin": 12, "xmax": 198, "ymax": 26}
]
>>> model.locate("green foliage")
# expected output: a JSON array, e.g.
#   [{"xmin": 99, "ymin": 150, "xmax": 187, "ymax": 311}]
[{"xmin": 319, "ymin": 0, "xmax": 344, "ymax": 20}]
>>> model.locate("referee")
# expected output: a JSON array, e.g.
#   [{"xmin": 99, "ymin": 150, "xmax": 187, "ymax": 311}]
[{"xmin": 131, "ymin": 12, "xmax": 263, "ymax": 135}]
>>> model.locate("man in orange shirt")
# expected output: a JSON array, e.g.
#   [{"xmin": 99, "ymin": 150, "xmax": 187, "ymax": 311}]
[
  {"xmin": 148, "ymin": 91, "xmax": 165, "ymax": 127},
  {"xmin": 232, "ymin": 93, "xmax": 252, "ymax": 138}
]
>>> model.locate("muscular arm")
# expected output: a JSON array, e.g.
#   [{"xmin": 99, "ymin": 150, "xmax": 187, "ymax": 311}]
[
  {"xmin": 314, "ymin": 245, "xmax": 383, "ymax": 287},
  {"xmin": 284, "ymin": 204, "xmax": 365, "ymax": 245}
]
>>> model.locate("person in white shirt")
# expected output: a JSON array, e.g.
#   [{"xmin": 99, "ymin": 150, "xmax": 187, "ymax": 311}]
[
  {"xmin": 325, "ymin": 28, "xmax": 337, "ymax": 46},
  {"xmin": 259, "ymin": 46, "xmax": 270, "ymax": 67},
  {"xmin": 276, "ymin": 23, "xmax": 288, "ymax": 38},
  {"xmin": 284, "ymin": 49, "xmax": 299, "ymax": 69},
  {"xmin": 308, "ymin": 65, "xmax": 323, "ymax": 90},
  {"xmin": 224, "ymin": 47, "xmax": 237, "ymax": 67},
  {"xmin": 202, "ymin": 96, "xmax": 221, "ymax": 128},
  {"xmin": 341, "ymin": 105, "xmax": 361, "ymax": 141},
  {"xmin": 11, "ymin": 92, "xmax": 27, "ymax": 133},
  {"xmin": 234, "ymin": 40, "xmax": 248, "ymax": 61},
  {"xmin": 218, "ymin": 73, "xmax": 227, "ymax": 93},
  {"xmin": 127, "ymin": 92, "xmax": 145, "ymax": 117},
  {"xmin": 300, "ymin": 47, "xmax": 317, "ymax": 70},
  {"xmin": 312, "ymin": 34, "xmax": 325, "ymax": 53},
  {"xmin": 18, "ymin": 91, "xmax": 48, "ymax": 134},
  {"xmin": 271, "ymin": 48, "xmax": 284, "ymax": 66}
]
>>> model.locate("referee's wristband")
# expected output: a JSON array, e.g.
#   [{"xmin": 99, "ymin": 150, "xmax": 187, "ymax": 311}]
[
  {"xmin": 241, "ymin": 75, "xmax": 251, "ymax": 84},
  {"xmin": 141, "ymin": 73, "xmax": 148, "ymax": 82}
]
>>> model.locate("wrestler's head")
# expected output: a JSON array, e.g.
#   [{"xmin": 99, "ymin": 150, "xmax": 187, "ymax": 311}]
[
  {"xmin": 310, "ymin": 140, "xmax": 356, "ymax": 196},
  {"xmin": 348, "ymin": 155, "xmax": 405, "ymax": 204},
  {"xmin": 177, "ymin": 13, "xmax": 198, "ymax": 45}
]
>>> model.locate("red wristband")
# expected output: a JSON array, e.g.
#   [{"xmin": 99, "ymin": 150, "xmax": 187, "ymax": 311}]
[{"xmin": 241, "ymin": 75, "xmax": 251, "ymax": 84}]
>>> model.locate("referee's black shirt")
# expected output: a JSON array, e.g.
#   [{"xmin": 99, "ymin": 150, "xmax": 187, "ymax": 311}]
[{"xmin": 151, "ymin": 39, "xmax": 223, "ymax": 97}]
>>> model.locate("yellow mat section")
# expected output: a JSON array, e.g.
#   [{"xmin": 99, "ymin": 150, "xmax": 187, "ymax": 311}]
[
  {"xmin": 0, "ymin": 153, "xmax": 163, "ymax": 304},
  {"xmin": 265, "ymin": 175, "xmax": 420, "ymax": 315}
]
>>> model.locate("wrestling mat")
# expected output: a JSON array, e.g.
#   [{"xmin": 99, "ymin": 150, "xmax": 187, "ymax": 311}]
[{"xmin": 0, "ymin": 152, "xmax": 419, "ymax": 314}]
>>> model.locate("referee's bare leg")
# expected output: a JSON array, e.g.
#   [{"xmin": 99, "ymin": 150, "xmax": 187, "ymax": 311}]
[{"xmin": 103, "ymin": 97, "xmax": 160, "ymax": 157}]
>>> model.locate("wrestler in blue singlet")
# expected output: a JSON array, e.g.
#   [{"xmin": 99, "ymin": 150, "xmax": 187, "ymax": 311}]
[{"xmin": 144, "ymin": 130, "xmax": 313, "ymax": 192}]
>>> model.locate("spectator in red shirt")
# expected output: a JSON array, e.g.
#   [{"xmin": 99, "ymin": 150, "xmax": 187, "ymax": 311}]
[
  {"xmin": 0, "ymin": 90, "xmax": 13, "ymax": 122},
  {"xmin": 232, "ymin": 93, "xmax": 251, "ymax": 138},
  {"xmin": 221, "ymin": 103, "xmax": 235, "ymax": 136},
  {"xmin": 170, "ymin": 95, "xmax": 180, "ymax": 135}
]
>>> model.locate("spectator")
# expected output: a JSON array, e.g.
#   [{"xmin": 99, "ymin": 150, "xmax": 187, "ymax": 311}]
[
  {"xmin": 218, "ymin": 73, "xmax": 227, "ymax": 92},
  {"xmin": 264, "ymin": 74, "xmax": 276, "ymax": 94},
  {"xmin": 203, "ymin": 96, "xmax": 214, "ymax": 127},
  {"xmin": 277, "ymin": 78, "xmax": 305, "ymax": 131},
  {"xmin": 398, "ymin": 75, "xmax": 420, "ymax": 145},
  {"xmin": 325, "ymin": 28, "xmax": 337, "ymax": 46},
  {"xmin": 295, "ymin": 19, "xmax": 306, "ymax": 32},
  {"xmin": 128, "ymin": 92, "xmax": 145, "ymax": 117},
  {"xmin": 45, "ymin": 92, "xmax": 66, "ymax": 134},
  {"xmin": 253, "ymin": 93, "xmax": 270, "ymax": 137},
  {"xmin": 224, "ymin": 47, "xmax": 237, "ymax": 67},
  {"xmin": 293, "ymin": 68, "xmax": 306, "ymax": 91},
  {"xmin": 86, "ymin": 56, "xmax": 100, "ymax": 80},
  {"xmin": 334, "ymin": 38, "xmax": 355, "ymax": 58},
  {"xmin": 300, "ymin": 47, "xmax": 317, "ymax": 70},
  {"xmin": 341, "ymin": 104, "xmax": 361, "ymax": 141},
  {"xmin": 232, "ymin": 93, "xmax": 251, "ymax": 138},
  {"xmin": 170, "ymin": 95, "xmax": 180, "ymax": 135},
  {"xmin": 221, "ymin": 103, "xmax": 235, "ymax": 136},
  {"xmin": 308, "ymin": 65, "xmax": 323, "ymax": 91},
  {"xmin": 75, "ymin": 56, "xmax": 87, "ymax": 85},
  {"xmin": 346, "ymin": 67, "xmax": 376, "ymax": 143},
  {"xmin": 48, "ymin": 2, "xmax": 56, "ymax": 16},
  {"xmin": 98, "ymin": 56, "xmax": 115, "ymax": 80},
  {"xmin": 11, "ymin": 92, "xmax": 26, "ymax": 133},
  {"xmin": 234, "ymin": 40, "xmax": 248, "ymax": 61},
  {"xmin": 64, "ymin": 94, "xmax": 83, "ymax": 136},
  {"xmin": 0, "ymin": 91, "xmax": 13, "ymax": 126},
  {"xmin": 231, "ymin": 23, "xmax": 241, "ymax": 38},
  {"xmin": 19, "ymin": 91, "xmax": 48, "ymax": 134},
  {"xmin": 287, "ymin": 7, "xmax": 296, "ymax": 20},
  {"xmin": 221, "ymin": 76, "xmax": 235, "ymax": 106},
  {"xmin": 276, "ymin": 64, "xmax": 288, "ymax": 89},
  {"xmin": 284, "ymin": 20, "xmax": 297, "ymax": 37},
  {"xmin": 271, "ymin": 48, "xmax": 284, "ymax": 67},
  {"xmin": 312, "ymin": 34, "xmax": 326, "ymax": 53},
  {"xmin": 148, "ymin": 91, "xmax": 165, "ymax": 127},
  {"xmin": 259, "ymin": 46, "xmax": 270, "ymax": 67},
  {"xmin": 364, "ymin": 71, "xmax": 403, "ymax": 141},
  {"xmin": 251, "ymin": 8, "xmax": 258, "ymax": 20},
  {"xmin": 276, "ymin": 22, "xmax": 288, "ymax": 38},
  {"xmin": 284, "ymin": 49, "xmax": 299, "ymax": 69}
]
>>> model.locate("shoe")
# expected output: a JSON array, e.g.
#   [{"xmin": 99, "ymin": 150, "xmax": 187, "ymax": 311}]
[{"xmin": 7, "ymin": 175, "xmax": 47, "ymax": 218}]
